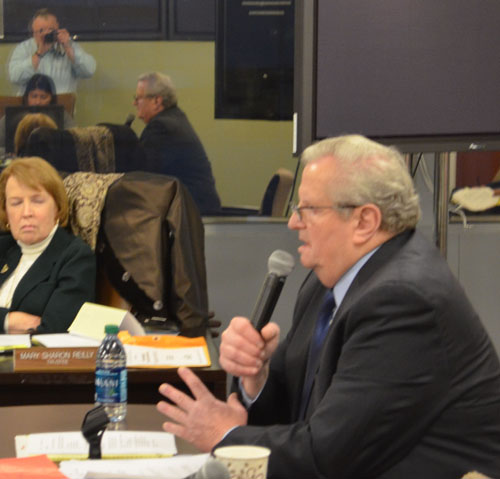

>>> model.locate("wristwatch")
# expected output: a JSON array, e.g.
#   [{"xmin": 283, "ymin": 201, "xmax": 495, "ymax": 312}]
[{"xmin": 35, "ymin": 51, "xmax": 44, "ymax": 58}]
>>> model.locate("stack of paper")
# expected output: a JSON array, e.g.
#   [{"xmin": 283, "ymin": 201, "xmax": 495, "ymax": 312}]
[
  {"xmin": 59, "ymin": 454, "xmax": 210, "ymax": 479},
  {"xmin": 0, "ymin": 334, "xmax": 30, "ymax": 351},
  {"xmin": 28, "ymin": 303, "xmax": 211, "ymax": 369},
  {"xmin": 68, "ymin": 303, "xmax": 145, "ymax": 341},
  {"xmin": 32, "ymin": 302, "xmax": 146, "ymax": 348},
  {"xmin": 31, "ymin": 334, "xmax": 100, "ymax": 348}
]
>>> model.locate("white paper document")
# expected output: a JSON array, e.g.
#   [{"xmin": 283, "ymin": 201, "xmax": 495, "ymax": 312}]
[
  {"xmin": 31, "ymin": 333, "xmax": 101, "ymax": 348},
  {"xmin": 59, "ymin": 454, "xmax": 210, "ymax": 479},
  {"xmin": 124, "ymin": 344, "xmax": 210, "ymax": 368},
  {"xmin": 0, "ymin": 334, "xmax": 30, "ymax": 349},
  {"xmin": 69, "ymin": 302, "xmax": 145, "ymax": 341},
  {"xmin": 15, "ymin": 431, "xmax": 176, "ymax": 459}
]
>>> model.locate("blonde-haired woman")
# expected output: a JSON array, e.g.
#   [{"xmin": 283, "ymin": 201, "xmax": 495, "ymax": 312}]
[{"xmin": 14, "ymin": 112, "xmax": 57, "ymax": 156}]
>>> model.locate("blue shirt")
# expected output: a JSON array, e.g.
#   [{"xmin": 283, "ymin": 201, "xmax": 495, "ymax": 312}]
[
  {"xmin": 331, "ymin": 246, "xmax": 379, "ymax": 316},
  {"xmin": 8, "ymin": 38, "xmax": 96, "ymax": 94}
]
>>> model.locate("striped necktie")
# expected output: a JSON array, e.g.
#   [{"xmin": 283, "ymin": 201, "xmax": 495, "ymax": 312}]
[{"xmin": 299, "ymin": 289, "xmax": 336, "ymax": 419}]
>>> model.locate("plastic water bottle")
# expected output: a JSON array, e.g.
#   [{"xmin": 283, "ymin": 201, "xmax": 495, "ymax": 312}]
[{"xmin": 95, "ymin": 324, "xmax": 127, "ymax": 422}]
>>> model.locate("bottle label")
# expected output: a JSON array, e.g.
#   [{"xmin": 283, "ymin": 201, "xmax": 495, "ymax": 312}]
[{"xmin": 95, "ymin": 368, "xmax": 127, "ymax": 403}]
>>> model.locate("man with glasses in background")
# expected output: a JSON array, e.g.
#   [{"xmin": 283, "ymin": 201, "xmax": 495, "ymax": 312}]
[
  {"xmin": 157, "ymin": 134, "xmax": 500, "ymax": 478},
  {"xmin": 8, "ymin": 8, "xmax": 96, "ymax": 94},
  {"xmin": 133, "ymin": 71, "xmax": 221, "ymax": 216}
]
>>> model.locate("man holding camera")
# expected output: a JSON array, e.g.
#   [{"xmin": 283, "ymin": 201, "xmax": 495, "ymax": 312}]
[{"xmin": 8, "ymin": 8, "xmax": 96, "ymax": 94}]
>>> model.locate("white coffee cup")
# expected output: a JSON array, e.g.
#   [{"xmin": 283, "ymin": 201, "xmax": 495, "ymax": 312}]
[{"xmin": 214, "ymin": 445, "xmax": 271, "ymax": 479}]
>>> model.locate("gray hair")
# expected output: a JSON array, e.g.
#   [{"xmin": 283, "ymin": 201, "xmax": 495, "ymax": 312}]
[
  {"xmin": 137, "ymin": 72, "xmax": 177, "ymax": 110},
  {"xmin": 301, "ymin": 135, "xmax": 421, "ymax": 233}
]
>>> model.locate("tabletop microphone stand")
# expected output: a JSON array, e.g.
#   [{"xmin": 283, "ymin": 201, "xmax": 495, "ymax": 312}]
[{"xmin": 81, "ymin": 405, "xmax": 110, "ymax": 459}]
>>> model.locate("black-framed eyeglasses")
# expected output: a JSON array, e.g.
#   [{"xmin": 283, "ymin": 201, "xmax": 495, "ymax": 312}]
[
  {"xmin": 290, "ymin": 202, "xmax": 359, "ymax": 222},
  {"xmin": 133, "ymin": 94, "xmax": 155, "ymax": 102}
]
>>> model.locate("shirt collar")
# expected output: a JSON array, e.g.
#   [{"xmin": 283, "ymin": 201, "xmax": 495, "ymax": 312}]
[{"xmin": 332, "ymin": 246, "xmax": 380, "ymax": 309}]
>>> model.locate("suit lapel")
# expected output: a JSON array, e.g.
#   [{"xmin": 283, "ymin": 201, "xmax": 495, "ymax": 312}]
[
  {"xmin": 0, "ymin": 236, "xmax": 21, "ymax": 289},
  {"xmin": 10, "ymin": 228, "xmax": 70, "ymax": 309}
]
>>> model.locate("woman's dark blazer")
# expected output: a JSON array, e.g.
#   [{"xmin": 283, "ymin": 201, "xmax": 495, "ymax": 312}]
[{"xmin": 0, "ymin": 227, "xmax": 96, "ymax": 333}]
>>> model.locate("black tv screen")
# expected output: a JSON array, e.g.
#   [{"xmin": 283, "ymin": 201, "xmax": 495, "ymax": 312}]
[{"xmin": 295, "ymin": 0, "xmax": 500, "ymax": 153}]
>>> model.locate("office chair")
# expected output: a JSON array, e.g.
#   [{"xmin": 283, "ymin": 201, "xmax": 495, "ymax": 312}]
[
  {"xmin": 260, "ymin": 167, "xmax": 294, "ymax": 216},
  {"xmin": 220, "ymin": 167, "xmax": 294, "ymax": 217},
  {"xmin": 24, "ymin": 124, "xmax": 145, "ymax": 173}
]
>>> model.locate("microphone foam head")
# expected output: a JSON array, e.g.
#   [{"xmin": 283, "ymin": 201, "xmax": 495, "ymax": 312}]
[
  {"xmin": 199, "ymin": 458, "xmax": 230, "ymax": 479},
  {"xmin": 268, "ymin": 249, "xmax": 295, "ymax": 277}
]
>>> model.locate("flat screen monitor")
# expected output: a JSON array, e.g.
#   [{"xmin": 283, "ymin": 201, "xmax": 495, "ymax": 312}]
[
  {"xmin": 5, "ymin": 105, "xmax": 65, "ymax": 154},
  {"xmin": 294, "ymin": 0, "xmax": 500, "ymax": 154}
]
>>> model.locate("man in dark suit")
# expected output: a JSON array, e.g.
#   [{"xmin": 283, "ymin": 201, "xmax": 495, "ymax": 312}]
[
  {"xmin": 157, "ymin": 135, "xmax": 500, "ymax": 478},
  {"xmin": 133, "ymin": 72, "xmax": 221, "ymax": 216}
]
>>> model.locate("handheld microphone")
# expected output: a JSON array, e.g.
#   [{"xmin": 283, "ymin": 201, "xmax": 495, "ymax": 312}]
[
  {"xmin": 182, "ymin": 458, "xmax": 230, "ymax": 479},
  {"xmin": 124, "ymin": 113, "xmax": 135, "ymax": 127},
  {"xmin": 250, "ymin": 249, "xmax": 295, "ymax": 331}
]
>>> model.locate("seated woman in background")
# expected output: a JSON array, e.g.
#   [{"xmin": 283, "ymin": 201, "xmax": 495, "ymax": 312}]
[
  {"xmin": 0, "ymin": 73, "xmax": 75, "ymax": 150},
  {"xmin": 14, "ymin": 113, "xmax": 57, "ymax": 156},
  {"xmin": 0, "ymin": 157, "xmax": 96, "ymax": 334}
]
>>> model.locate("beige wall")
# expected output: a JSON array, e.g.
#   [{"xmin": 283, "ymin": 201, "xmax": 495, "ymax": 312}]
[{"xmin": 0, "ymin": 40, "xmax": 295, "ymax": 207}]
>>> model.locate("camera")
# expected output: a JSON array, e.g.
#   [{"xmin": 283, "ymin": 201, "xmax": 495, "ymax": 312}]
[{"xmin": 43, "ymin": 30, "xmax": 57, "ymax": 44}]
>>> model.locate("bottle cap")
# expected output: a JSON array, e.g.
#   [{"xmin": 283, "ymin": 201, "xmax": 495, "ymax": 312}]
[{"xmin": 104, "ymin": 324, "xmax": 119, "ymax": 335}]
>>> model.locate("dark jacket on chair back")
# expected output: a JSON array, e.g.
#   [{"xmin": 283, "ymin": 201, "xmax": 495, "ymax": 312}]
[{"xmin": 98, "ymin": 172, "xmax": 209, "ymax": 337}]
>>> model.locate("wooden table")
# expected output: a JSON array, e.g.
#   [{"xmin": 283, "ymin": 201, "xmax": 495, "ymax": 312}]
[{"xmin": 0, "ymin": 338, "xmax": 226, "ymax": 406}]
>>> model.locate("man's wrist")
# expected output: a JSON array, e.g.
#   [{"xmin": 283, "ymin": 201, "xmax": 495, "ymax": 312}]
[{"xmin": 239, "ymin": 377, "xmax": 264, "ymax": 407}]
